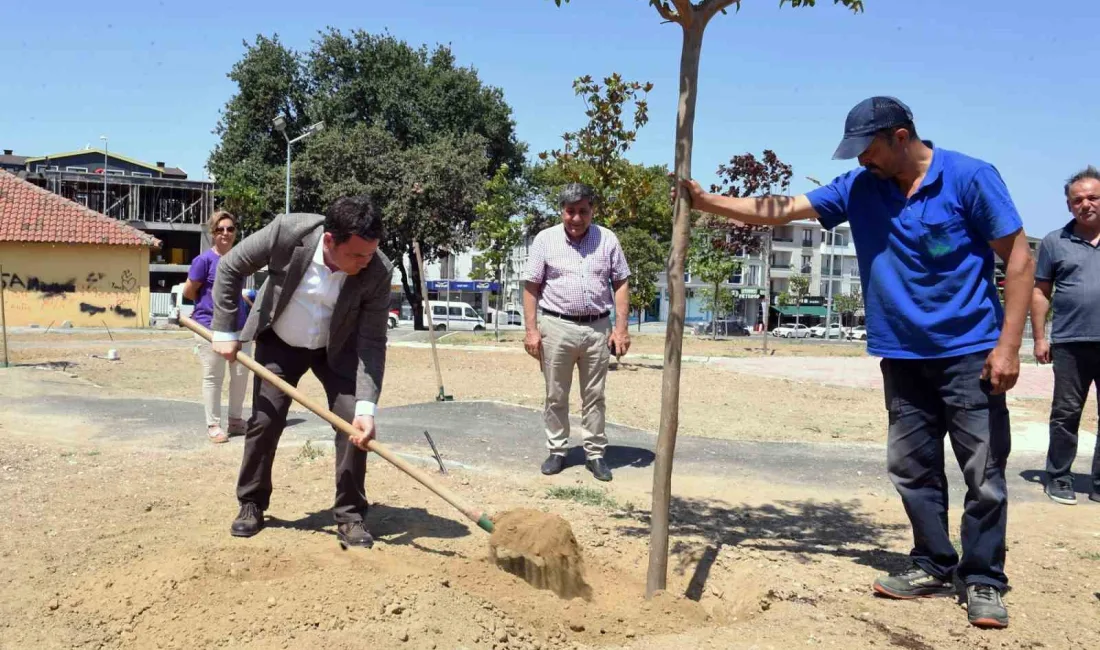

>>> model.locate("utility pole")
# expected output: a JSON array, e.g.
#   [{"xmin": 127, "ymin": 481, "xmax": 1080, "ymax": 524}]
[{"xmin": 99, "ymin": 136, "xmax": 108, "ymax": 216}]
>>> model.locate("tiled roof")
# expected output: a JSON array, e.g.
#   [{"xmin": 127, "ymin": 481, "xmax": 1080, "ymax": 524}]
[{"xmin": 0, "ymin": 170, "xmax": 161, "ymax": 248}]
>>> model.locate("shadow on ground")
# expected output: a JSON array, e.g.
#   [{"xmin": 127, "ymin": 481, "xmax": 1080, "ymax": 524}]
[
  {"xmin": 561, "ymin": 444, "xmax": 655, "ymax": 471},
  {"xmin": 266, "ymin": 503, "xmax": 471, "ymax": 557},
  {"xmin": 612, "ymin": 496, "xmax": 910, "ymax": 600},
  {"xmin": 1020, "ymin": 469, "xmax": 1097, "ymax": 497}
]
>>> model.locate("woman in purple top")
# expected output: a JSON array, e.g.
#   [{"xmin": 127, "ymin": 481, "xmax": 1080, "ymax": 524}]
[{"xmin": 184, "ymin": 211, "xmax": 253, "ymax": 443}]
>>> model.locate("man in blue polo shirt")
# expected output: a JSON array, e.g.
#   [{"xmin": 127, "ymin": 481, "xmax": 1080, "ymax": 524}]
[{"xmin": 678, "ymin": 96, "xmax": 1034, "ymax": 629}]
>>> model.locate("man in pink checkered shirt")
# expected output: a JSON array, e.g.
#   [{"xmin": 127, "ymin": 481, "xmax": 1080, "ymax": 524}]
[{"xmin": 523, "ymin": 183, "xmax": 631, "ymax": 482}]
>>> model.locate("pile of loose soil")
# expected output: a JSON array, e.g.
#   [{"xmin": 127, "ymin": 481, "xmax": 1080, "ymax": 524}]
[{"xmin": 490, "ymin": 509, "xmax": 589, "ymax": 599}]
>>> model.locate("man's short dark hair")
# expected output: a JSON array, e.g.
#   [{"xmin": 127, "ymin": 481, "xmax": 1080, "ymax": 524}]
[
  {"xmin": 324, "ymin": 195, "xmax": 384, "ymax": 243},
  {"xmin": 558, "ymin": 183, "xmax": 598, "ymax": 208},
  {"xmin": 1064, "ymin": 165, "xmax": 1100, "ymax": 197}
]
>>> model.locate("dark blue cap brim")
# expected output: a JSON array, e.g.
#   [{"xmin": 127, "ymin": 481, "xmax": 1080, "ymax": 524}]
[{"xmin": 832, "ymin": 134, "xmax": 875, "ymax": 160}]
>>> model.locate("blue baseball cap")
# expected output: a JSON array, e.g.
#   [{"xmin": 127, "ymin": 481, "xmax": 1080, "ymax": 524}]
[{"xmin": 831, "ymin": 96, "xmax": 914, "ymax": 160}]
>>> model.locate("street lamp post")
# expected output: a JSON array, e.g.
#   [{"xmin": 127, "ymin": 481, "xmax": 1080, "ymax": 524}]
[
  {"xmin": 99, "ymin": 135, "xmax": 108, "ymax": 216},
  {"xmin": 272, "ymin": 116, "xmax": 324, "ymax": 214}
]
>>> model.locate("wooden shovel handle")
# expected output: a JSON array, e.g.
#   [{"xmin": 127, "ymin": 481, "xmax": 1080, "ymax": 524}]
[{"xmin": 180, "ymin": 316, "xmax": 494, "ymax": 533}]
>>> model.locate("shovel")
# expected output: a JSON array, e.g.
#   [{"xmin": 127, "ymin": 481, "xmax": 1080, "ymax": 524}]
[
  {"xmin": 181, "ymin": 315, "xmax": 493, "ymax": 533},
  {"xmin": 180, "ymin": 316, "xmax": 588, "ymax": 597}
]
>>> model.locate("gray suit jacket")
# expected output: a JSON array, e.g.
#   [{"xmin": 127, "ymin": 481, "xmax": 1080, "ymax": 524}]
[{"xmin": 211, "ymin": 213, "xmax": 393, "ymax": 404}]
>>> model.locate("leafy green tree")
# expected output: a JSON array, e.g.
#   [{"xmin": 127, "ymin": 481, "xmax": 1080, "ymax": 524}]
[
  {"xmin": 473, "ymin": 164, "xmax": 526, "ymax": 339},
  {"xmin": 787, "ymin": 273, "xmax": 811, "ymax": 328},
  {"xmin": 688, "ymin": 227, "xmax": 743, "ymax": 339},
  {"xmin": 832, "ymin": 287, "xmax": 863, "ymax": 326},
  {"xmin": 209, "ymin": 29, "xmax": 525, "ymax": 329}
]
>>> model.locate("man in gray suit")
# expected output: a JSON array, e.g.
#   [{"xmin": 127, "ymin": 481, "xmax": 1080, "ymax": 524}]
[{"xmin": 209, "ymin": 195, "xmax": 393, "ymax": 548}]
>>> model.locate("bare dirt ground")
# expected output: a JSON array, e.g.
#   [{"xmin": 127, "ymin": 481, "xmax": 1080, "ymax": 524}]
[
  {"xmin": 1, "ymin": 374, "xmax": 1098, "ymax": 650},
  {"xmin": 441, "ymin": 332, "xmax": 869, "ymax": 359}
]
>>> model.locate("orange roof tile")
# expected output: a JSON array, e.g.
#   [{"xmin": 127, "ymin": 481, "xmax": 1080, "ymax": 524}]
[{"xmin": 0, "ymin": 170, "xmax": 160, "ymax": 248}]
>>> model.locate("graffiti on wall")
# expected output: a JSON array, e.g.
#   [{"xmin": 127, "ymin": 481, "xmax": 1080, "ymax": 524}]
[
  {"xmin": 1, "ymin": 272, "xmax": 76, "ymax": 297},
  {"xmin": 79, "ymin": 298, "xmax": 138, "ymax": 319},
  {"xmin": 2, "ymin": 267, "xmax": 141, "ymax": 321},
  {"xmin": 112, "ymin": 270, "xmax": 138, "ymax": 292}
]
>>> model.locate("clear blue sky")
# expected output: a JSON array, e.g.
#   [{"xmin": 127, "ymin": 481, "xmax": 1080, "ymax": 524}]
[{"xmin": 3, "ymin": 0, "xmax": 1096, "ymax": 236}]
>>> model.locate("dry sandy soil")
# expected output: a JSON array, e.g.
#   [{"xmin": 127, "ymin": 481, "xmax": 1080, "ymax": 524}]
[
  {"xmin": 2, "ymin": 333, "xmax": 1098, "ymax": 649},
  {"xmin": 1, "ymin": 373, "xmax": 1098, "ymax": 650}
]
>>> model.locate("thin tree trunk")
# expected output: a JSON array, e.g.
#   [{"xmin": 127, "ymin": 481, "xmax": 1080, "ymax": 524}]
[
  {"xmin": 761, "ymin": 232, "xmax": 772, "ymax": 353},
  {"xmin": 494, "ymin": 262, "xmax": 502, "ymax": 342},
  {"xmin": 398, "ymin": 246, "xmax": 424, "ymax": 331},
  {"xmin": 647, "ymin": 20, "xmax": 704, "ymax": 599},
  {"xmin": 711, "ymin": 280, "xmax": 718, "ymax": 341}
]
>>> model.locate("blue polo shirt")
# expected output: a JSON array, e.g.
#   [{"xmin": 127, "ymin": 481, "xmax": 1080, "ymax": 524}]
[{"xmin": 807, "ymin": 145, "xmax": 1023, "ymax": 359}]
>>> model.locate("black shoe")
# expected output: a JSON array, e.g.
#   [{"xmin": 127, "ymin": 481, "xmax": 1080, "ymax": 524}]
[
  {"xmin": 872, "ymin": 564, "xmax": 954, "ymax": 599},
  {"xmin": 1045, "ymin": 476, "xmax": 1077, "ymax": 505},
  {"xmin": 230, "ymin": 503, "xmax": 264, "ymax": 538},
  {"xmin": 966, "ymin": 584, "xmax": 1008, "ymax": 629},
  {"xmin": 336, "ymin": 520, "xmax": 374, "ymax": 549},
  {"xmin": 541, "ymin": 454, "xmax": 566, "ymax": 476},
  {"xmin": 585, "ymin": 457, "xmax": 612, "ymax": 482}
]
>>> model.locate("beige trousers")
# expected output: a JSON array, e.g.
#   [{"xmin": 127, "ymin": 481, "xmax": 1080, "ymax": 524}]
[
  {"xmin": 194, "ymin": 334, "xmax": 251, "ymax": 427},
  {"xmin": 538, "ymin": 314, "xmax": 611, "ymax": 459}
]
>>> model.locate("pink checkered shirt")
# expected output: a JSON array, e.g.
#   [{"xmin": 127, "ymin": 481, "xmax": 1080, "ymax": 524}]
[{"xmin": 524, "ymin": 224, "xmax": 631, "ymax": 316}]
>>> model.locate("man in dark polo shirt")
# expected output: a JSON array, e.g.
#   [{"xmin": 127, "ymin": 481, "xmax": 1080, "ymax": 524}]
[
  {"xmin": 678, "ymin": 97, "xmax": 1035, "ymax": 629},
  {"xmin": 1031, "ymin": 165, "xmax": 1100, "ymax": 505}
]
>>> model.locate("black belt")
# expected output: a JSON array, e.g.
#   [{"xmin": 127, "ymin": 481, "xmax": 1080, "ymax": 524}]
[{"xmin": 541, "ymin": 309, "xmax": 610, "ymax": 323}]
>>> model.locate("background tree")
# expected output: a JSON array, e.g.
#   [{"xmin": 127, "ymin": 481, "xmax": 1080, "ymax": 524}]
[
  {"xmin": 618, "ymin": 227, "xmax": 666, "ymax": 330},
  {"xmin": 472, "ymin": 164, "xmax": 526, "ymax": 340},
  {"xmin": 709, "ymin": 150, "xmax": 792, "ymax": 350},
  {"xmin": 832, "ymin": 286, "xmax": 863, "ymax": 327},
  {"xmin": 208, "ymin": 35, "xmax": 309, "ymax": 223},
  {"xmin": 537, "ymin": 74, "xmax": 673, "ymax": 326},
  {"xmin": 688, "ymin": 227, "xmax": 742, "ymax": 340},
  {"xmin": 787, "ymin": 273, "xmax": 811, "ymax": 329},
  {"xmin": 550, "ymin": 0, "xmax": 866, "ymax": 597},
  {"xmin": 209, "ymin": 30, "xmax": 525, "ymax": 329}
]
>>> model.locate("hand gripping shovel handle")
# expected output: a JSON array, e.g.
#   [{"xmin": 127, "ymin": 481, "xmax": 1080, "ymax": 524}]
[{"xmin": 180, "ymin": 316, "xmax": 495, "ymax": 534}]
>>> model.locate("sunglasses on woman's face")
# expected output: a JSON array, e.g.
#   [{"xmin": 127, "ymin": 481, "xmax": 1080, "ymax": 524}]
[{"xmin": 215, "ymin": 226, "xmax": 236, "ymax": 234}]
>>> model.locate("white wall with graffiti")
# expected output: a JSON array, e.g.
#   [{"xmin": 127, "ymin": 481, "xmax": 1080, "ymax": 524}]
[{"xmin": 0, "ymin": 242, "xmax": 151, "ymax": 327}]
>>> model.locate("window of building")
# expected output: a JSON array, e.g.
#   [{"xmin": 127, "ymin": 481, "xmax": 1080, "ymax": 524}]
[
  {"xmin": 132, "ymin": 171, "xmax": 153, "ymax": 178},
  {"xmin": 745, "ymin": 265, "xmax": 761, "ymax": 286},
  {"xmin": 802, "ymin": 229, "xmax": 814, "ymax": 246},
  {"xmin": 66, "ymin": 166, "xmax": 88, "ymax": 173}
]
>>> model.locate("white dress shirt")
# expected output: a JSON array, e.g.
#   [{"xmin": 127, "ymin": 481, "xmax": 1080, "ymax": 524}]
[
  {"xmin": 213, "ymin": 236, "xmax": 377, "ymax": 418},
  {"xmin": 273, "ymin": 235, "xmax": 347, "ymax": 350}
]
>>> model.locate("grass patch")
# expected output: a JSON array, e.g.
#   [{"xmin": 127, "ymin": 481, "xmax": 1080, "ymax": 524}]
[
  {"xmin": 1080, "ymin": 551, "xmax": 1100, "ymax": 562},
  {"xmin": 296, "ymin": 440, "xmax": 325, "ymax": 462},
  {"xmin": 546, "ymin": 485, "xmax": 618, "ymax": 509},
  {"xmin": 85, "ymin": 450, "xmax": 101, "ymax": 457}
]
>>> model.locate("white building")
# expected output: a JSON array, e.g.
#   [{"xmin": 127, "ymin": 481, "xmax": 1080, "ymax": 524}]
[{"xmin": 656, "ymin": 220, "xmax": 861, "ymax": 327}]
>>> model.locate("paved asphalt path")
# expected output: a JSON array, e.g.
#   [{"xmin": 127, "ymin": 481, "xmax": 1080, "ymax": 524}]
[{"xmin": 1, "ymin": 389, "xmax": 1086, "ymax": 505}]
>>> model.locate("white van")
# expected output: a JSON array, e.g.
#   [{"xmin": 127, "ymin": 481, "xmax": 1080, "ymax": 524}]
[{"xmin": 427, "ymin": 301, "xmax": 485, "ymax": 331}]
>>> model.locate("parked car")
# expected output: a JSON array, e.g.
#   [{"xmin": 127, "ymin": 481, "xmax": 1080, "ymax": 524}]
[
  {"xmin": 426, "ymin": 300, "xmax": 486, "ymax": 331},
  {"xmin": 772, "ymin": 323, "xmax": 811, "ymax": 338},
  {"xmin": 847, "ymin": 325, "xmax": 868, "ymax": 341},
  {"xmin": 388, "ymin": 310, "xmax": 399, "ymax": 329},
  {"xmin": 693, "ymin": 319, "xmax": 751, "ymax": 337},
  {"xmin": 486, "ymin": 307, "xmax": 523, "ymax": 326},
  {"xmin": 809, "ymin": 323, "xmax": 845, "ymax": 338}
]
